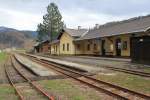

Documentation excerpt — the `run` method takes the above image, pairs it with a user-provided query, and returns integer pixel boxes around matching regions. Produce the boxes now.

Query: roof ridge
[81,30,89,37]
[96,14,150,30]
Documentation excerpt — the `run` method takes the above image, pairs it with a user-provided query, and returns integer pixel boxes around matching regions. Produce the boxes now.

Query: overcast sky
[0,0,150,30]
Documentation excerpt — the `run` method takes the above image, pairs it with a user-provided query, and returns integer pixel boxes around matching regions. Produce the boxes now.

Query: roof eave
[74,30,145,41]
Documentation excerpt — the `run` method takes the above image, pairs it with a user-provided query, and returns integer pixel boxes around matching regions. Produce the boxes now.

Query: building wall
[74,34,130,57]
[34,46,39,53]
[73,34,131,57]
[102,37,114,56]
[49,33,131,57]
[59,32,75,55]
[74,41,85,54]
[41,42,50,53]
[120,34,130,57]
[39,45,42,53]
[103,34,131,57]
[51,43,60,55]
[74,39,101,55]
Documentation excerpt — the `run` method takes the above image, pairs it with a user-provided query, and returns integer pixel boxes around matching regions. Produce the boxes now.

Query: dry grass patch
[0,52,7,62]
[0,84,17,100]
[38,79,102,100]
[95,72,150,95]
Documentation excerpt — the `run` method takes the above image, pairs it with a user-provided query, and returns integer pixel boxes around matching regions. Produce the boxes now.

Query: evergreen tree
[37,2,64,42]
[37,23,44,42]
[43,2,64,41]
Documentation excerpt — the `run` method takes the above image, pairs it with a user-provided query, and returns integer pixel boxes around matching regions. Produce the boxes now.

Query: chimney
[95,24,99,29]
[78,26,81,30]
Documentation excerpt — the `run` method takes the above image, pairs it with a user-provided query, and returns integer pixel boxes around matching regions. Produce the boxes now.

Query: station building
[50,15,150,58]
[34,15,150,64]
[76,17,150,57]
[50,28,88,55]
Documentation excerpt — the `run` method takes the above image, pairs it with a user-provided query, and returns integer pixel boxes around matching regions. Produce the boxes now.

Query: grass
[143,67,150,73]
[0,84,17,100]
[95,72,150,95]
[0,52,7,62]
[38,79,102,100]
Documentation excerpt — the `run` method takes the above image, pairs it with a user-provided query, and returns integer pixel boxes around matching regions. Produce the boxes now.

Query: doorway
[101,40,105,56]
[116,38,121,56]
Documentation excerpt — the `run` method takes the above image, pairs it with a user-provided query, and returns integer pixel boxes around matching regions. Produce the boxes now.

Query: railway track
[23,54,150,100]
[24,53,150,78]
[101,65,150,77]
[5,56,54,100]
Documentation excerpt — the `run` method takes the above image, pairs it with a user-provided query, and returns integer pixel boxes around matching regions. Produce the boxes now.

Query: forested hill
[0,26,37,49]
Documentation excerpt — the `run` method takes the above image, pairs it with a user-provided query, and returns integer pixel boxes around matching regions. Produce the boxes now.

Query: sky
[0,0,150,31]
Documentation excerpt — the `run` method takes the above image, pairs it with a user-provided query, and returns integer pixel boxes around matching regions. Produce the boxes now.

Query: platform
[76,56,131,62]
[15,54,57,76]
[25,54,104,73]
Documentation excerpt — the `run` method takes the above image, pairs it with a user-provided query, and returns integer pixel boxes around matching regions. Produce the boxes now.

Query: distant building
[33,42,40,53]
[33,40,50,53]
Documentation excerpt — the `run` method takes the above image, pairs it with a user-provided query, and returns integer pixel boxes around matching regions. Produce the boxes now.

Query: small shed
[131,35,150,64]
[40,40,50,53]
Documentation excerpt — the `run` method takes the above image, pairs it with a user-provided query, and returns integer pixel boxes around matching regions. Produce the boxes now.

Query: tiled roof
[77,15,150,40]
[33,42,40,47]
[64,28,88,37]
[50,40,60,44]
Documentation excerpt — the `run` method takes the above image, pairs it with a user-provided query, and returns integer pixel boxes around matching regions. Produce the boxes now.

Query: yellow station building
[50,15,150,57]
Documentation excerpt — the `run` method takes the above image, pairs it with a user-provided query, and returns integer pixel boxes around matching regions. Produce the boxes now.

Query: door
[116,38,121,56]
[101,40,105,56]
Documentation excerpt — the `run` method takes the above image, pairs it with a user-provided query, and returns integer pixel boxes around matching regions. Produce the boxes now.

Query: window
[77,44,80,50]
[94,43,97,50]
[87,44,90,51]
[67,43,69,51]
[63,44,65,51]
[118,42,122,49]
[122,41,127,50]
[110,44,114,51]
[56,45,57,52]
[48,47,50,50]
[54,46,55,52]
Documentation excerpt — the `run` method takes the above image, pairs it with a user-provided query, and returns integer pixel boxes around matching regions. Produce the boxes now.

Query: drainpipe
[74,41,76,56]
[59,42,60,56]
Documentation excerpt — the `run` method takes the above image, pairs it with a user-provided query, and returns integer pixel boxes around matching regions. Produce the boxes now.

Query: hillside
[0,26,37,49]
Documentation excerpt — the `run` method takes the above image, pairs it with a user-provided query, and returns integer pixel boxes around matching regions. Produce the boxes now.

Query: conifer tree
[37,2,64,42]
[43,2,64,41]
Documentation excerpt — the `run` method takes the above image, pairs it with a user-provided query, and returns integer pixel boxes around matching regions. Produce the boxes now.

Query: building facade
[50,40,60,55]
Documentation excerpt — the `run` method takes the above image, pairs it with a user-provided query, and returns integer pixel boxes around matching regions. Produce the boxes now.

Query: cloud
[0,0,150,30]
[0,8,42,30]
[62,9,135,29]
